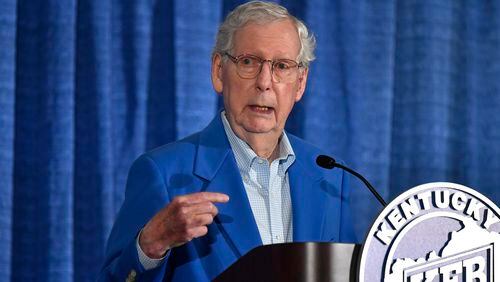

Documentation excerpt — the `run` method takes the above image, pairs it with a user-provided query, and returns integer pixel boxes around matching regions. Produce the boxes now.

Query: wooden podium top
[214,242,361,282]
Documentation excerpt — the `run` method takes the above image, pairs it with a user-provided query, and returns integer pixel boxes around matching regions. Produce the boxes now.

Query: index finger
[181,192,229,204]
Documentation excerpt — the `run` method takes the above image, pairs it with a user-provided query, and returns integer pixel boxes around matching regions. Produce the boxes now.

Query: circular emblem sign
[358,182,500,282]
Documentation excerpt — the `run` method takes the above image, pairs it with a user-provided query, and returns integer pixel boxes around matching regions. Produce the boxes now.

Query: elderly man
[99,1,357,281]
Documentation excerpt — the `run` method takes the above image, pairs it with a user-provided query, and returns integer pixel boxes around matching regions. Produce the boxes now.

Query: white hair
[213,1,316,67]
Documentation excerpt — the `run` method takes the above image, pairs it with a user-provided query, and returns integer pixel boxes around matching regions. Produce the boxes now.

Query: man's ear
[211,53,224,94]
[295,67,309,102]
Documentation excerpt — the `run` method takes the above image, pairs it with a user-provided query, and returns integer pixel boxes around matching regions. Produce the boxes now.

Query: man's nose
[256,61,273,91]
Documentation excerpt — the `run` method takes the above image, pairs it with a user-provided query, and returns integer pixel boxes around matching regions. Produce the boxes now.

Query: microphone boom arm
[316,155,387,207]
[332,162,387,207]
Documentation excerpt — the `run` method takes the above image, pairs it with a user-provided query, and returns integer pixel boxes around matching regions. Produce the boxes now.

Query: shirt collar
[220,111,295,174]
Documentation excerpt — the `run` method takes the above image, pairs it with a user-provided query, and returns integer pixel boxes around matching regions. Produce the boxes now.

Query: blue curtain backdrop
[1,0,499,280]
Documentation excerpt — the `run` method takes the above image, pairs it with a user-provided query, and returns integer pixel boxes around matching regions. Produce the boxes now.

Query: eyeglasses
[224,52,303,83]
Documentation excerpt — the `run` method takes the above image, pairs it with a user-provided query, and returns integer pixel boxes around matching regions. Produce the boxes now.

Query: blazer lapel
[205,157,262,257]
[194,116,261,261]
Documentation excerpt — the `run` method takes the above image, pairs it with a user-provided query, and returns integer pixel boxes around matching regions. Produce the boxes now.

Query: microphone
[316,155,387,207]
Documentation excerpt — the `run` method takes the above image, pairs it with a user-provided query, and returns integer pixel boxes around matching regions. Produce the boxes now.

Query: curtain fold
[0,0,16,280]
[1,0,499,281]
[74,0,114,280]
[12,0,76,280]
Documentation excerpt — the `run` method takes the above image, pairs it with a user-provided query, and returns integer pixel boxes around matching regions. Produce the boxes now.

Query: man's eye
[241,58,253,65]
[276,61,291,70]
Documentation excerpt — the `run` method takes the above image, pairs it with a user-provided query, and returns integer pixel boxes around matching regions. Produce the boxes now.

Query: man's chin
[242,124,277,135]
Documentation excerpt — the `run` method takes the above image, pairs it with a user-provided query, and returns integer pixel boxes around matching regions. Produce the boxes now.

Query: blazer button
[126,269,137,282]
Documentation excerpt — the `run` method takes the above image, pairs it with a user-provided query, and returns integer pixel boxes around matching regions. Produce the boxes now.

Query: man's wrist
[136,229,169,270]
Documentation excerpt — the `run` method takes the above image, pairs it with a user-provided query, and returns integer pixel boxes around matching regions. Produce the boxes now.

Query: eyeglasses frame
[223,52,304,82]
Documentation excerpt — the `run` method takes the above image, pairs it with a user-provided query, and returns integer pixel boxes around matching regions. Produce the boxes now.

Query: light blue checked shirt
[221,111,295,245]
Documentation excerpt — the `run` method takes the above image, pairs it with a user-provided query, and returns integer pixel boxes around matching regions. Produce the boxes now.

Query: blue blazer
[99,115,357,281]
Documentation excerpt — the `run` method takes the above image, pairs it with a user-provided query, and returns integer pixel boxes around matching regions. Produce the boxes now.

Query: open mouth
[249,105,274,113]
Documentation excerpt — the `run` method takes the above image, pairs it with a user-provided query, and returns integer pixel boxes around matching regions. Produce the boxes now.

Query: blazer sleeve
[98,155,172,281]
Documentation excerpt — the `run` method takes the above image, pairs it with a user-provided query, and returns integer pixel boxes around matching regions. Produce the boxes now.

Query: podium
[214,242,361,282]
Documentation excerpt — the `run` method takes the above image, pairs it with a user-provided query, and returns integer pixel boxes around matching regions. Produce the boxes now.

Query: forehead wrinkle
[232,20,300,60]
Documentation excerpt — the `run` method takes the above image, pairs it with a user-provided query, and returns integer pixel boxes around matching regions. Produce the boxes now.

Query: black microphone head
[316,155,336,169]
